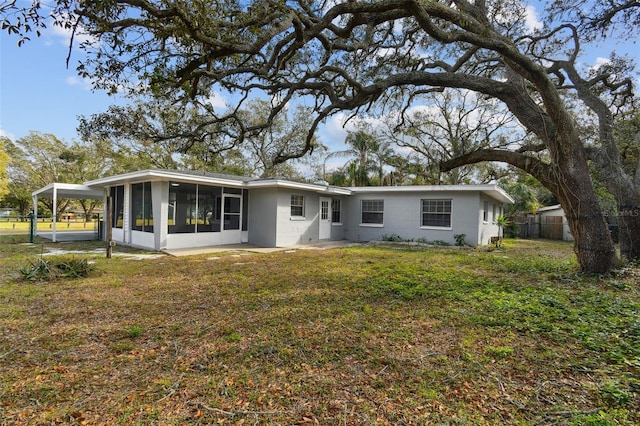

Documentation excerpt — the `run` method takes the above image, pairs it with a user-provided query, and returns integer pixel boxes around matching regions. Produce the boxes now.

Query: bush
[19,257,94,282]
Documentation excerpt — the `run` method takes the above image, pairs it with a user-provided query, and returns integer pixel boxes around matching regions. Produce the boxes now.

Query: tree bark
[440,147,619,273]
[618,204,640,261]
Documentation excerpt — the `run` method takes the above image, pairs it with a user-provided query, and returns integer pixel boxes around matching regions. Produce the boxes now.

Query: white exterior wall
[126,181,167,251]
[165,232,227,249]
[477,194,503,245]
[122,184,131,244]
[330,196,347,241]
[247,188,278,247]
[112,227,125,244]
[96,176,510,250]
[130,230,155,249]
[343,191,500,247]
[274,189,320,246]
[154,181,169,250]
[108,184,127,246]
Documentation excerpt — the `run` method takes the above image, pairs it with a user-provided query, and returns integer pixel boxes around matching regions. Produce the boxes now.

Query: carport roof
[32,183,104,200]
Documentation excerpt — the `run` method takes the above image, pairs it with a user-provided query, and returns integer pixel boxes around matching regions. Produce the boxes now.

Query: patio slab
[162,240,360,257]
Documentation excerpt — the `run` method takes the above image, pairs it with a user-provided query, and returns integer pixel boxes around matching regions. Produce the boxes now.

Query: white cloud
[65,76,92,90]
[46,16,98,47]
[524,5,543,33]
[206,90,228,110]
[592,57,612,70]
[322,113,356,144]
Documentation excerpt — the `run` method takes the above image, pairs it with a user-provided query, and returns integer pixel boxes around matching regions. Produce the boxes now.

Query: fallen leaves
[0,240,638,424]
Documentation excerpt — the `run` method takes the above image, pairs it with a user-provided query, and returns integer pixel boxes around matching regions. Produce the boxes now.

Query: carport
[32,183,104,243]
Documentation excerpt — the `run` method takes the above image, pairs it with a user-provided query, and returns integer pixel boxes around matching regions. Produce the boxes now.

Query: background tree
[58,139,122,221]
[500,169,555,217]
[80,97,325,180]
[238,99,326,179]
[5,132,75,219]
[3,0,635,272]
[383,89,517,184]
[326,130,382,187]
[0,138,9,200]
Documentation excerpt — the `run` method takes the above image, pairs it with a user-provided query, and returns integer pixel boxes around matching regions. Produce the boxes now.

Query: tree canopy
[2,0,638,272]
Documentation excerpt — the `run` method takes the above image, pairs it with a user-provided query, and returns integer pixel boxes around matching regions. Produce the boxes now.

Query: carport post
[52,186,57,243]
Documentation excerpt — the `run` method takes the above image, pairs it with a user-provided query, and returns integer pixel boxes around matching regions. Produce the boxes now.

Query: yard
[1,238,638,425]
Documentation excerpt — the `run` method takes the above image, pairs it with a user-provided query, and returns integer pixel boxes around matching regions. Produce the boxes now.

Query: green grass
[0,238,638,424]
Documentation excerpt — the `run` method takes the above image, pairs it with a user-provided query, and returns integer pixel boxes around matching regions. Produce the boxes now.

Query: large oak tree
[3,0,637,272]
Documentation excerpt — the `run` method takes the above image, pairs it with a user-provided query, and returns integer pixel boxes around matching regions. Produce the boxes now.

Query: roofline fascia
[85,169,248,188]
[32,182,104,198]
[348,184,514,204]
[247,179,352,195]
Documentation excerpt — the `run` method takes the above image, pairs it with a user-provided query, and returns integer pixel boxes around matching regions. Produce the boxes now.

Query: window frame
[360,199,384,227]
[131,182,154,233]
[331,199,342,225]
[483,201,489,223]
[290,194,305,218]
[420,199,452,229]
[110,185,124,229]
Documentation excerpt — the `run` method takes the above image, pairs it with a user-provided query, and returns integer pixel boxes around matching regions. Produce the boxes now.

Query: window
[169,183,226,233]
[168,182,197,233]
[331,199,341,223]
[224,195,241,230]
[421,199,452,228]
[492,204,497,223]
[110,185,124,229]
[483,201,489,222]
[321,200,329,220]
[224,187,242,195]
[131,182,153,232]
[361,200,384,225]
[197,185,222,232]
[291,195,305,217]
[242,189,248,231]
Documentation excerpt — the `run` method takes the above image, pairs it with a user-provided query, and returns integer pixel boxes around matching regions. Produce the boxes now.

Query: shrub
[454,234,467,246]
[19,257,94,282]
[381,234,404,242]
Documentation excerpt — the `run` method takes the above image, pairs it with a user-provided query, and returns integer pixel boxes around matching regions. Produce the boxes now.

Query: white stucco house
[32,169,514,250]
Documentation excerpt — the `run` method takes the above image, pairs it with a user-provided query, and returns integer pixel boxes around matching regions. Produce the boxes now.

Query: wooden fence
[512,215,566,240]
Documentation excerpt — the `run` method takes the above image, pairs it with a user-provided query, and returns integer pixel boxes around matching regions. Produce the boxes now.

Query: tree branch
[439,148,556,191]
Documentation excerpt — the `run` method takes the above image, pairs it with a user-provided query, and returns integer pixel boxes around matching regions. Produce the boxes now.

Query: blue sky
[0,24,350,151]
[0,4,637,155]
[0,25,126,143]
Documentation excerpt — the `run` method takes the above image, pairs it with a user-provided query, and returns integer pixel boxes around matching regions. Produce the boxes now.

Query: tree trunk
[588,150,640,261]
[561,195,618,273]
[618,204,640,261]
[552,160,618,273]
[440,147,619,273]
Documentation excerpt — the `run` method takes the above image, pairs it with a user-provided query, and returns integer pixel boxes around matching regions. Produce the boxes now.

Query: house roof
[37,170,513,202]
[537,204,563,213]
[32,183,104,200]
[247,178,352,195]
[84,169,254,188]
[84,169,352,195]
[348,184,514,204]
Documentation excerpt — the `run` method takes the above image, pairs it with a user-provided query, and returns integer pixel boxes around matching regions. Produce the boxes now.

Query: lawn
[1,238,638,425]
